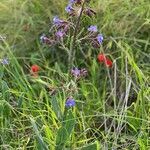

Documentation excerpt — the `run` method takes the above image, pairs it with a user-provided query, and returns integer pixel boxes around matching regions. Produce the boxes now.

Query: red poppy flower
[31,65,40,72]
[31,65,40,77]
[97,53,113,68]
[104,58,113,68]
[97,53,106,62]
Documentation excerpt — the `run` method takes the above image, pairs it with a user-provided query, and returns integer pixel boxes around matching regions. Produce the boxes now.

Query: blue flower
[96,34,103,44]
[65,98,75,108]
[65,4,73,13]
[88,25,98,32]
[53,16,63,26]
[1,58,9,65]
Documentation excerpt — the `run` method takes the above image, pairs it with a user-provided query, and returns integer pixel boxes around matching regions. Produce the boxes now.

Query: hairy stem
[68,1,86,69]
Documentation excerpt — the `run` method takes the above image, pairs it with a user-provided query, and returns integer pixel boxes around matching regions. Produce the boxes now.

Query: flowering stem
[68,0,86,69]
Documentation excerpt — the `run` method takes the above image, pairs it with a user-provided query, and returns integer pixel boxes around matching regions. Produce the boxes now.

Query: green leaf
[30,117,48,150]
[81,141,100,150]
[51,96,63,121]
[55,110,76,150]
[0,67,4,79]
[1,80,10,101]
[63,110,76,134]
[55,127,68,150]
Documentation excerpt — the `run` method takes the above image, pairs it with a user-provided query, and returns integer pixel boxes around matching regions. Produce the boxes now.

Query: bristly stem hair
[68,0,86,70]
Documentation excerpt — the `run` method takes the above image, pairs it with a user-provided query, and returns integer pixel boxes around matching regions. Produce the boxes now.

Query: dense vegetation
[0,0,149,149]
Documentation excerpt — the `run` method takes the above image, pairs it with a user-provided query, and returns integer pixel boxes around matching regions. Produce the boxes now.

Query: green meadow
[0,0,149,149]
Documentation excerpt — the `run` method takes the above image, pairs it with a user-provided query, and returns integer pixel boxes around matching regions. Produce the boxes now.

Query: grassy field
[0,0,150,149]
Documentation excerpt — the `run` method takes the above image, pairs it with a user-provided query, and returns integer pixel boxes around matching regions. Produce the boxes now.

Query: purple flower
[40,34,52,44]
[40,34,46,42]
[1,58,9,65]
[88,25,98,32]
[55,30,65,38]
[65,98,75,108]
[53,16,63,26]
[69,0,82,4]
[96,34,103,44]
[65,4,73,13]
[70,0,76,3]
[71,68,81,77]
[71,67,88,79]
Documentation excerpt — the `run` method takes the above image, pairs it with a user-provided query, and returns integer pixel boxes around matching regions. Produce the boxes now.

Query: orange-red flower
[31,65,40,76]
[97,53,106,62]
[97,53,113,68]
[31,65,40,72]
[105,58,113,68]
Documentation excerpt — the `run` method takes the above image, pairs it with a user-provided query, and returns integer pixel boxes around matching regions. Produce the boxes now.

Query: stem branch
[68,1,86,69]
